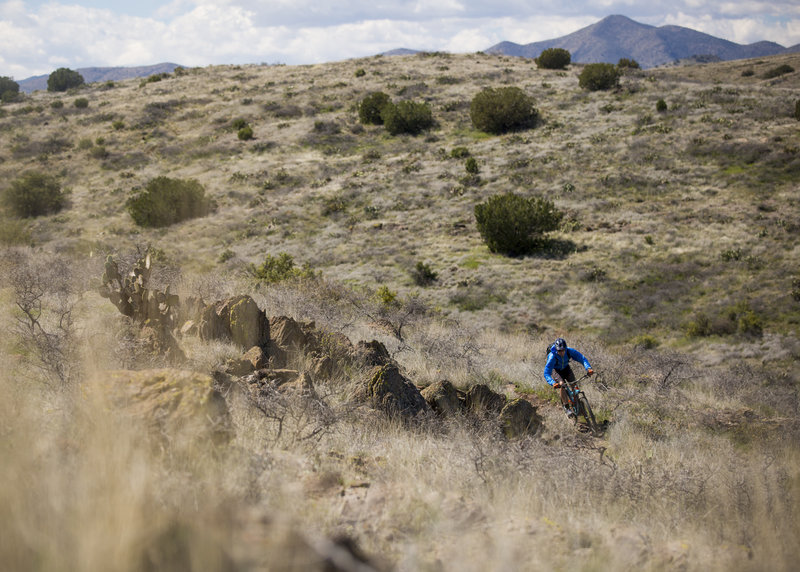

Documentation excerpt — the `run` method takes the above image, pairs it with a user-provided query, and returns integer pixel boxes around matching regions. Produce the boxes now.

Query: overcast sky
[2,0,799,80]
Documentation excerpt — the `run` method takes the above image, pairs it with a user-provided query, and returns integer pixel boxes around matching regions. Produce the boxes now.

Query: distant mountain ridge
[485,15,797,68]
[18,62,182,93]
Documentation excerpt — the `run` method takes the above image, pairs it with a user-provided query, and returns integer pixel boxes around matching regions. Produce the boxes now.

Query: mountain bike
[558,373,602,436]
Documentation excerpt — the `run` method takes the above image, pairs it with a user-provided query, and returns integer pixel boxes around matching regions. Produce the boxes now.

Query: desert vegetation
[1,50,799,571]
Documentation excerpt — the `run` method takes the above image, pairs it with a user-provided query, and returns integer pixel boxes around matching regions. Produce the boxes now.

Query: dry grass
[1,51,800,571]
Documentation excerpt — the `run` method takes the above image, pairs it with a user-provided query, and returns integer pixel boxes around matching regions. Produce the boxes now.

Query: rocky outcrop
[420,380,462,416]
[99,368,233,446]
[499,398,542,438]
[358,364,430,418]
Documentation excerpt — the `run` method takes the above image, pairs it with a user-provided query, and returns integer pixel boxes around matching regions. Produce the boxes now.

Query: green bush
[762,64,794,79]
[358,91,391,125]
[125,176,214,227]
[411,261,438,286]
[73,97,89,109]
[232,118,248,130]
[381,100,434,135]
[251,252,315,283]
[469,87,538,134]
[474,192,563,256]
[535,48,571,70]
[741,69,755,77]
[354,68,366,77]
[465,157,479,174]
[656,99,667,112]
[2,171,65,218]
[238,125,254,140]
[578,63,620,91]
[47,68,84,92]
[0,76,20,103]
[617,58,640,70]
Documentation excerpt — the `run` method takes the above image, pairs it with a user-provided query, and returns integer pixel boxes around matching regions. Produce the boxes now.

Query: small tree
[126,176,214,227]
[469,87,538,134]
[381,100,434,135]
[578,63,621,91]
[2,171,65,218]
[358,91,392,125]
[536,48,571,70]
[0,76,20,103]
[474,192,563,256]
[617,58,640,70]
[47,68,84,92]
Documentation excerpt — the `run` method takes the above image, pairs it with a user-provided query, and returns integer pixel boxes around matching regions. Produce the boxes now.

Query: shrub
[2,171,65,218]
[232,118,248,130]
[741,69,755,77]
[354,68,366,77]
[469,87,538,134]
[112,119,125,130]
[47,68,84,92]
[795,100,800,121]
[465,157,479,174]
[656,99,667,112]
[411,261,438,286]
[0,76,20,102]
[474,192,563,256]
[238,125,254,140]
[762,64,794,79]
[73,97,89,109]
[381,100,434,135]
[50,100,64,109]
[617,58,640,69]
[578,63,620,91]
[535,48,571,70]
[125,176,214,227]
[251,252,315,283]
[450,146,470,158]
[358,91,391,125]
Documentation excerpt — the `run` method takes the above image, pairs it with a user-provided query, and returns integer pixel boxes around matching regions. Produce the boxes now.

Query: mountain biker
[544,338,594,418]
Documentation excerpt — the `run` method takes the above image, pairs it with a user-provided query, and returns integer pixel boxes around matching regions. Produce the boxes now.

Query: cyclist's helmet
[553,338,567,351]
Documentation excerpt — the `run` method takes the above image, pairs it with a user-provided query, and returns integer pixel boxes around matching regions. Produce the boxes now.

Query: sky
[2,1,800,80]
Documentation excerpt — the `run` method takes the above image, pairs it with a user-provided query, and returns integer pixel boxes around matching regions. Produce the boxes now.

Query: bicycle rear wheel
[577,394,601,436]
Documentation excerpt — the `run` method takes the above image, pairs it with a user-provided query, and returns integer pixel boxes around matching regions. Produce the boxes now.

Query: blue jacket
[543,345,592,386]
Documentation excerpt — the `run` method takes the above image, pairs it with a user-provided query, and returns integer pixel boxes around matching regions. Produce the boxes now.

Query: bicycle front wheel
[577,394,601,436]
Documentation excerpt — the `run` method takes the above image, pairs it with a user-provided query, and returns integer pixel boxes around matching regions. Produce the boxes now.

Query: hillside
[488,14,792,68]
[1,51,799,571]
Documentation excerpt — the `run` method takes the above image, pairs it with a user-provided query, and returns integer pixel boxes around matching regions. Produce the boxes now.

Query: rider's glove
[552,382,561,389]
[587,369,594,376]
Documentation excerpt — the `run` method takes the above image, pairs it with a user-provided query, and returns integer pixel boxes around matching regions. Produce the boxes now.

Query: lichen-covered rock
[359,364,429,417]
[353,340,393,367]
[229,296,269,349]
[100,368,233,446]
[499,398,542,438]
[420,380,463,416]
[465,384,506,414]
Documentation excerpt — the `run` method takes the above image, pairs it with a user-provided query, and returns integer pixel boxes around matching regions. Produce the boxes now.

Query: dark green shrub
[125,176,214,227]
[469,87,538,134]
[381,100,434,135]
[741,69,755,77]
[251,252,316,283]
[465,157,479,174]
[411,261,438,286]
[762,64,794,79]
[450,146,470,158]
[238,125,254,140]
[112,119,125,130]
[795,100,800,121]
[2,171,65,218]
[47,68,84,92]
[474,192,563,256]
[354,68,366,77]
[656,99,667,112]
[232,118,248,130]
[0,76,20,103]
[578,63,620,91]
[50,100,64,109]
[358,91,391,125]
[73,97,89,109]
[617,58,640,69]
[535,48,571,70]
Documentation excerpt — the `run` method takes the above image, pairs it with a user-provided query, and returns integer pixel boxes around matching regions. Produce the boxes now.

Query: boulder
[100,368,233,446]
[499,398,542,438]
[465,384,506,414]
[352,340,393,367]
[420,380,463,416]
[229,296,269,349]
[359,364,429,417]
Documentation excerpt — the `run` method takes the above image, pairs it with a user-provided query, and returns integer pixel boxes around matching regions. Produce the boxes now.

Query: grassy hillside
[1,52,799,571]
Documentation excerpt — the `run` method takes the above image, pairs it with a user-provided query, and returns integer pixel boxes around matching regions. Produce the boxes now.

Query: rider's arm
[568,348,592,371]
[543,353,556,386]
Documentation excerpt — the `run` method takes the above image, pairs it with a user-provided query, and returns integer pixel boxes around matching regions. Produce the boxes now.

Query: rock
[229,296,269,349]
[100,368,233,446]
[359,364,429,417]
[465,384,506,414]
[499,398,542,438]
[420,380,463,416]
[243,345,269,370]
[353,340,393,367]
